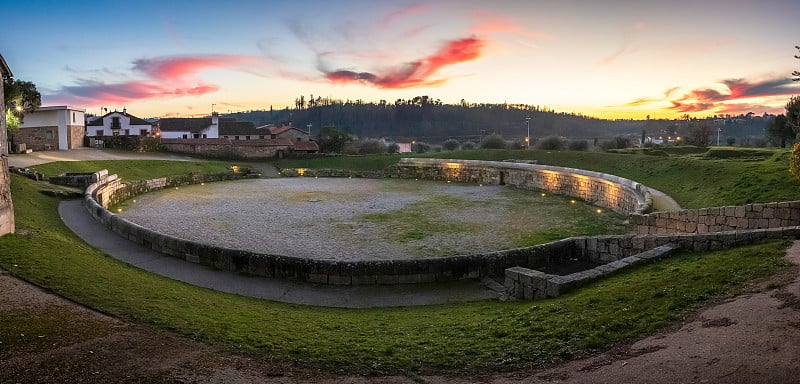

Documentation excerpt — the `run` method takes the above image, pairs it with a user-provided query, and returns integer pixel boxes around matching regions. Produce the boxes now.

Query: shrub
[461,141,476,150]
[480,134,507,149]
[791,142,800,179]
[357,139,387,155]
[600,136,631,151]
[567,139,589,151]
[413,141,431,153]
[387,143,400,154]
[538,136,564,150]
[442,139,460,151]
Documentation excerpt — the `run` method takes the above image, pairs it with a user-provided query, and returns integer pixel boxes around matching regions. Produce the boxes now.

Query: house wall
[17,107,85,150]
[87,114,152,136]
[275,129,308,142]
[14,126,60,151]
[0,74,13,236]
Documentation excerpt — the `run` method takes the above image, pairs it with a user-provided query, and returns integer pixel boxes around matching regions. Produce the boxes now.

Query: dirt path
[2,241,800,383]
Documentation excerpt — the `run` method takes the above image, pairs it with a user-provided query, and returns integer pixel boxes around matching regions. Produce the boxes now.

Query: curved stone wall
[394,159,653,215]
[83,160,800,290]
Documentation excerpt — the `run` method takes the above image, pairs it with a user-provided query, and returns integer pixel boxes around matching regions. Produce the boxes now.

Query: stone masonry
[631,201,800,235]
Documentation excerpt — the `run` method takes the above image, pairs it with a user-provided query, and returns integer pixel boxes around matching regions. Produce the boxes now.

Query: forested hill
[227,97,643,143]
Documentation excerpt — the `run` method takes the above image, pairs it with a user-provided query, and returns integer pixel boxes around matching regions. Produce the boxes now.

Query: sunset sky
[3,0,800,119]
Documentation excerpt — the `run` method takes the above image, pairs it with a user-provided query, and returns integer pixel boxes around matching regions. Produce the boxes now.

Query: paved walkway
[58,199,499,308]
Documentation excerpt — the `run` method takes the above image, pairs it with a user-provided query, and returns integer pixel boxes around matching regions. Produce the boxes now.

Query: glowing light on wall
[297,168,306,176]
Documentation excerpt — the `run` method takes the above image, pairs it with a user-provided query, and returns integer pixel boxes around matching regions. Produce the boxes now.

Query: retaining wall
[631,201,800,235]
[83,159,800,288]
[284,158,654,215]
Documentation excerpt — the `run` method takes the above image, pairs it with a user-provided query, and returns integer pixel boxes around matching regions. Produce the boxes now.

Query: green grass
[274,148,800,209]
[0,173,791,373]
[30,160,233,181]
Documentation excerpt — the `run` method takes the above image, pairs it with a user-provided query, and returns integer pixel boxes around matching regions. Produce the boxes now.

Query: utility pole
[525,116,531,149]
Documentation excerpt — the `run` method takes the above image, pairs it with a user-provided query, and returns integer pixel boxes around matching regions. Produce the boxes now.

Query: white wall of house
[87,112,152,137]
[20,106,85,150]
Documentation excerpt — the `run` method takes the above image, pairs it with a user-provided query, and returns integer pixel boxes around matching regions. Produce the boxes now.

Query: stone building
[15,105,86,151]
[0,53,14,236]
[85,109,153,141]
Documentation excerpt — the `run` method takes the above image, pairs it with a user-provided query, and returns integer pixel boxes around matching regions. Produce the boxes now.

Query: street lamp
[717,127,722,146]
[525,117,531,149]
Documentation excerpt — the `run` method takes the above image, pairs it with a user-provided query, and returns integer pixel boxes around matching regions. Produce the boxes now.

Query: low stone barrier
[82,161,800,291]
[50,170,108,188]
[505,226,800,299]
[283,158,655,215]
[631,202,800,235]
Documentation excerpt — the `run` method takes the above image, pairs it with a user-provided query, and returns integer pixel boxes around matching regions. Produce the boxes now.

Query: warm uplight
[676,136,681,141]
[200,183,205,186]
[596,208,603,214]
[231,165,241,173]
[116,208,122,212]
[541,193,546,197]
[297,168,306,176]
[570,200,576,204]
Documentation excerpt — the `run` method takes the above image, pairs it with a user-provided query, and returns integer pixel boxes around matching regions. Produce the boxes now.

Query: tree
[316,125,351,153]
[786,96,800,140]
[726,137,736,146]
[689,125,712,146]
[768,114,792,147]
[480,134,507,149]
[793,45,800,82]
[3,78,41,137]
[442,139,460,151]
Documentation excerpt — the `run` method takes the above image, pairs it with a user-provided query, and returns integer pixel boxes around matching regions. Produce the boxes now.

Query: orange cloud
[321,37,485,88]
[45,54,269,108]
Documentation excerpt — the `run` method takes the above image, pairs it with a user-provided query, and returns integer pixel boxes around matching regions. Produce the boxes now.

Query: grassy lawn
[0,169,792,374]
[29,159,233,181]
[274,147,800,209]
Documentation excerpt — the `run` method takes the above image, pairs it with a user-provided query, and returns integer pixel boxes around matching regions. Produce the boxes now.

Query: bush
[357,139,387,154]
[791,143,800,179]
[480,134,507,149]
[600,136,631,151]
[442,139,460,151]
[567,139,589,151]
[537,136,564,150]
[461,141,476,150]
[413,141,431,153]
[387,143,400,154]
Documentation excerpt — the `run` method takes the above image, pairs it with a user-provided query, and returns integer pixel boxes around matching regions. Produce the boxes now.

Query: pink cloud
[44,54,268,108]
[381,4,432,27]
[321,37,484,89]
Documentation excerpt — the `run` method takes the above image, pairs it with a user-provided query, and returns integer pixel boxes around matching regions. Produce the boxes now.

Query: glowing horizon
[4,0,799,121]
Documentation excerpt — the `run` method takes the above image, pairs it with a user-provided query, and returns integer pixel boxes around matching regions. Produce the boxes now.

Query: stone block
[734,206,746,218]
[378,275,400,285]
[329,274,352,285]
[307,273,328,284]
[352,275,378,285]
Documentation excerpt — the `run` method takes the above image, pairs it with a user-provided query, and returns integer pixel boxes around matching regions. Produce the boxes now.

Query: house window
[96,130,103,137]
[140,129,148,136]
[259,135,265,139]
[123,129,130,135]
[202,134,207,138]
[46,130,54,140]
[111,117,121,129]
[182,134,188,139]
[245,136,250,140]
[72,112,76,123]
[234,136,240,140]
[193,133,200,139]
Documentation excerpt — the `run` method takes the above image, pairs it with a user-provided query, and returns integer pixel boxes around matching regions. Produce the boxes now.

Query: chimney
[211,111,219,126]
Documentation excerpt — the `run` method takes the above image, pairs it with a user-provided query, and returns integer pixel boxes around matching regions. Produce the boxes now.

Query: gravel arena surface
[118,178,627,260]
[2,244,800,383]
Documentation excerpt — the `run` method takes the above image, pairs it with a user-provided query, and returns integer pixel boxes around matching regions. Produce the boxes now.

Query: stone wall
[14,125,59,151]
[0,71,12,236]
[631,201,800,235]
[160,138,292,159]
[67,124,84,149]
[506,227,800,299]
[286,158,654,215]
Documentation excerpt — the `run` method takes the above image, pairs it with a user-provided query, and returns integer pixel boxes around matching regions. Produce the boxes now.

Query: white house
[85,109,153,138]
[16,106,85,151]
[155,112,220,139]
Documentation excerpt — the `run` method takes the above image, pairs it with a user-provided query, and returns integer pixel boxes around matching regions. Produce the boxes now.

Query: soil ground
[2,243,799,383]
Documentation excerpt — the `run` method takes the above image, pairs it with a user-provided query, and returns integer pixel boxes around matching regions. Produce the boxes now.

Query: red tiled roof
[293,140,319,152]
[157,117,212,133]
[269,126,292,135]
